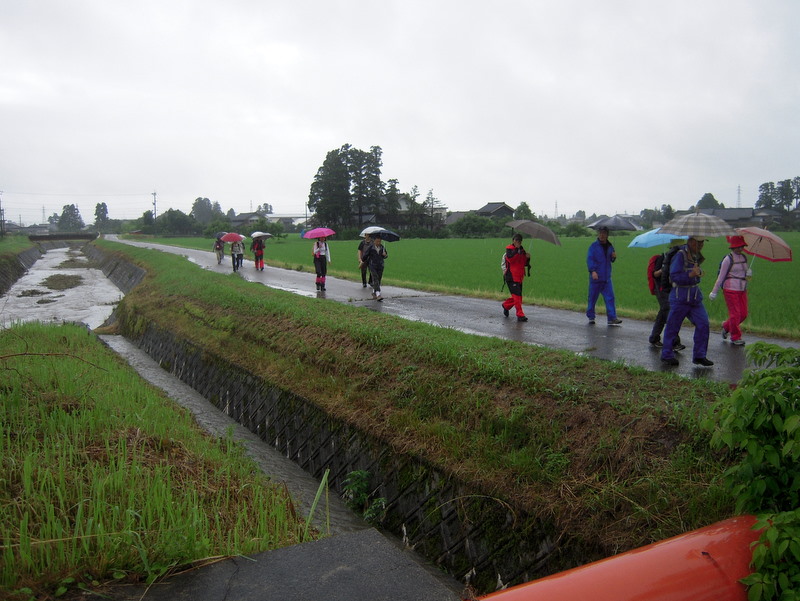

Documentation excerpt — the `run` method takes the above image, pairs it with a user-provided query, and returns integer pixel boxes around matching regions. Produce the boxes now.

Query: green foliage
[742,510,800,601]
[57,204,85,232]
[342,471,386,525]
[705,343,800,601]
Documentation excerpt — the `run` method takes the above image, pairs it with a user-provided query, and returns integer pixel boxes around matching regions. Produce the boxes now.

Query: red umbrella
[303,227,336,239]
[220,232,244,242]
[735,227,792,262]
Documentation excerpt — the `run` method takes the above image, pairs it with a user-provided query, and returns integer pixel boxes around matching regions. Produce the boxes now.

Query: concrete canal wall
[3,242,559,592]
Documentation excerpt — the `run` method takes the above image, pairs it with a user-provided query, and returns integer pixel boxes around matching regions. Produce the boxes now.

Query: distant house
[476,202,515,220]
[444,211,470,226]
[229,212,263,230]
[689,208,775,228]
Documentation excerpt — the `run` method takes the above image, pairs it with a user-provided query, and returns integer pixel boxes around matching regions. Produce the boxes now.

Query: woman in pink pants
[709,235,750,346]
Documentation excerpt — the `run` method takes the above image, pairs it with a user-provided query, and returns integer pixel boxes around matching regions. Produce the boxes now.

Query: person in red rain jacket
[501,233,531,322]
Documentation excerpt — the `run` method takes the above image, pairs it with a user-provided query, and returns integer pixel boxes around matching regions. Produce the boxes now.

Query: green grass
[0,235,37,255]
[0,323,321,599]
[137,233,800,339]
[97,238,736,561]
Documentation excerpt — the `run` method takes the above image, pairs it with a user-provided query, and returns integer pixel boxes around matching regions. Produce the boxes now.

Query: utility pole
[0,191,5,237]
[152,191,157,234]
[737,185,741,208]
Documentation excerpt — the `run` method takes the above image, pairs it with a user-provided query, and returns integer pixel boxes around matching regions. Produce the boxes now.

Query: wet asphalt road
[107,236,798,385]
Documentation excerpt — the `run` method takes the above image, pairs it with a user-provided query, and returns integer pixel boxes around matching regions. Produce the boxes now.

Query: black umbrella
[506,220,561,246]
[370,229,401,242]
[214,231,228,239]
[587,216,639,231]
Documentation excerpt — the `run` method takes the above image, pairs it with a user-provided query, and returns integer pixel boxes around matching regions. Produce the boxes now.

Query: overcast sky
[2,1,798,227]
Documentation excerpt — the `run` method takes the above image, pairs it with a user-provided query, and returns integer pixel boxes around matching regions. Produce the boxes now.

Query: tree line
[756,177,800,213]
[46,198,285,239]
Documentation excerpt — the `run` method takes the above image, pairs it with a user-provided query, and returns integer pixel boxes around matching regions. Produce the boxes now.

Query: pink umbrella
[303,227,336,239]
[220,232,244,242]
[735,227,792,262]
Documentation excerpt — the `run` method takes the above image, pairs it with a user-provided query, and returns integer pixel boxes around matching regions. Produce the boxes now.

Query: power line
[2,190,150,197]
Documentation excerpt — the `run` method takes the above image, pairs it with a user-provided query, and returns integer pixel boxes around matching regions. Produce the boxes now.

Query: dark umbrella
[369,228,401,242]
[587,215,640,231]
[506,220,561,246]
[214,231,228,240]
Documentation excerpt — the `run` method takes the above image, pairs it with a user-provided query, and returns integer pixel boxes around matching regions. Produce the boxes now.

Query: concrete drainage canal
[2,242,558,593]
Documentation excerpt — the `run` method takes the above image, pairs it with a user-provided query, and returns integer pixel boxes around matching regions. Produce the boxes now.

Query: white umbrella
[359,226,385,237]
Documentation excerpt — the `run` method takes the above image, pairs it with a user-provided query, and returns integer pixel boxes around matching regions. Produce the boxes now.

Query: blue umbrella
[627,228,687,249]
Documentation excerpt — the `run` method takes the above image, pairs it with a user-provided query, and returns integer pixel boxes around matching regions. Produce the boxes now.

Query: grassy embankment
[152,233,800,339]
[0,322,324,600]
[97,239,736,559]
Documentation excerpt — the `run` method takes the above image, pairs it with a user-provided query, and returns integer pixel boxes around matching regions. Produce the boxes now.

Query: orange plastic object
[479,516,758,601]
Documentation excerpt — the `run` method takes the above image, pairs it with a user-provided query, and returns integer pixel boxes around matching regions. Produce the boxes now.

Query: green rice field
[149,232,800,339]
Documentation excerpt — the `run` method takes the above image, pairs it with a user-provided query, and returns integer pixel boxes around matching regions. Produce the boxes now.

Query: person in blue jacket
[661,236,713,367]
[586,226,622,326]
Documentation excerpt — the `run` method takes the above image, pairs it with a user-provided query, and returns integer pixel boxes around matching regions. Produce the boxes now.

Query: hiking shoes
[608,319,622,326]
[732,339,745,346]
[661,357,679,366]
[693,357,714,367]
[517,316,528,322]
[672,343,686,351]
[650,340,663,347]
[722,327,729,340]
[502,305,510,317]
[587,319,595,325]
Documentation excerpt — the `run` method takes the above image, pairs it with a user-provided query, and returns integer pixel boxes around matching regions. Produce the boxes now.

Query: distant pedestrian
[357,234,373,288]
[647,240,685,351]
[313,236,331,291]
[213,238,224,264]
[501,233,531,322]
[361,233,388,301]
[250,236,265,271]
[661,237,713,367]
[709,235,750,346]
[230,239,244,272]
[586,226,622,326]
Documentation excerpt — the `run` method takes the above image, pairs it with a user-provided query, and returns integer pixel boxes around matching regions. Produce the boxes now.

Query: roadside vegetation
[143,233,800,339]
[98,239,736,558]
[0,322,322,600]
[704,344,800,601]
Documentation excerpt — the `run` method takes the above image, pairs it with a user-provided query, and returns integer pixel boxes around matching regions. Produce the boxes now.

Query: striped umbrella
[659,211,735,238]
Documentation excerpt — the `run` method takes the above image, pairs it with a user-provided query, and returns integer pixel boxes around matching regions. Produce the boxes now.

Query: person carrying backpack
[661,236,713,367]
[647,241,685,351]
[708,235,750,346]
[501,233,531,322]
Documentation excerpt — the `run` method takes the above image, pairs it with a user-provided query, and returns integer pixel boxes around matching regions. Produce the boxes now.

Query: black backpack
[659,246,683,290]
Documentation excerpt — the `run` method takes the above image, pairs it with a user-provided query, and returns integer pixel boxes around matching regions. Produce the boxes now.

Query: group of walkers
[501,225,753,369]
[214,227,754,369]
[212,235,264,273]
[307,231,387,299]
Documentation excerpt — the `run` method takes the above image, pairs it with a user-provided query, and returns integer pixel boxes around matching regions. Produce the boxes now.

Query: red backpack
[647,254,659,295]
